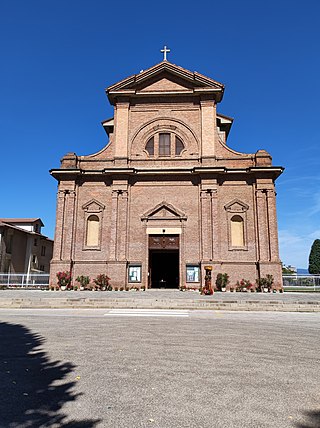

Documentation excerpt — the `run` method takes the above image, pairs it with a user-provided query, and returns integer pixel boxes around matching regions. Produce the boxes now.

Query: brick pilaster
[256,189,270,261]
[266,189,280,262]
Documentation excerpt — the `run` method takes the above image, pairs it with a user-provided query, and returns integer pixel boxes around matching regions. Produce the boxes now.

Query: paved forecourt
[0,309,320,428]
[0,289,320,311]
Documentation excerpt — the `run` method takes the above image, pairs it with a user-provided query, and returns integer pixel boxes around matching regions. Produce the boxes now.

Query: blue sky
[1,0,319,268]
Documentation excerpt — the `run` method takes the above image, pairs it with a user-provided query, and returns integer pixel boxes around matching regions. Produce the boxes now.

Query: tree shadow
[295,410,320,428]
[0,321,101,427]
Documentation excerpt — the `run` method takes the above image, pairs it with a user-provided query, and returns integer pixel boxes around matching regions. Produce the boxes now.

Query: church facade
[50,59,283,289]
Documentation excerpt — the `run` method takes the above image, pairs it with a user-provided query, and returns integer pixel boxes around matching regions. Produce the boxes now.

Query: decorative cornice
[50,165,284,180]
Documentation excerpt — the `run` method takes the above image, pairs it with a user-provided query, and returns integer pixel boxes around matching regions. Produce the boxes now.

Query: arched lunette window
[230,215,244,247]
[145,137,154,156]
[145,133,185,157]
[175,136,184,155]
[86,215,100,247]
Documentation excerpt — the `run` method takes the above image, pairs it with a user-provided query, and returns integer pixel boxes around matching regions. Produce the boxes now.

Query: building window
[32,255,37,264]
[41,246,46,256]
[6,234,13,254]
[128,265,142,283]
[40,265,45,272]
[230,215,245,247]
[145,137,154,156]
[186,265,200,282]
[159,133,171,156]
[86,215,100,247]
[34,224,39,233]
[145,133,185,158]
[175,136,184,155]
[34,238,38,246]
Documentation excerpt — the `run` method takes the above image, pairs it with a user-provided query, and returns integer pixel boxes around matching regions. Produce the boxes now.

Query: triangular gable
[82,199,105,212]
[224,199,249,213]
[141,201,187,221]
[107,61,224,104]
[139,77,192,92]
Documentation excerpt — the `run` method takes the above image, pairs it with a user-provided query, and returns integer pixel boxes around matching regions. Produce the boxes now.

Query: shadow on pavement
[0,321,100,427]
[296,410,320,428]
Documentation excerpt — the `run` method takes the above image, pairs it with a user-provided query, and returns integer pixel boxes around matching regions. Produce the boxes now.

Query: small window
[175,136,184,155]
[41,246,46,256]
[6,234,13,254]
[32,255,37,263]
[231,215,244,247]
[159,133,171,156]
[86,215,100,247]
[40,265,45,272]
[34,238,38,246]
[146,137,154,156]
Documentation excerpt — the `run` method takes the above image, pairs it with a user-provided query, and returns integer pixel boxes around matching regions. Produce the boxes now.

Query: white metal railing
[0,273,50,289]
[283,275,320,291]
[0,273,319,291]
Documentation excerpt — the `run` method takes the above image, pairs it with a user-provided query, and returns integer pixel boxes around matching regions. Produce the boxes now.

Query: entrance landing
[0,290,320,312]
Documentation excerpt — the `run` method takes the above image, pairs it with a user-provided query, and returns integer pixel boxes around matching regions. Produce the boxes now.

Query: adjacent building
[0,218,53,274]
[50,59,283,289]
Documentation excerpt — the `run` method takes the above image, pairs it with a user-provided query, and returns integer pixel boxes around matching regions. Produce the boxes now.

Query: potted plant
[256,274,274,292]
[93,274,110,291]
[216,273,230,291]
[237,279,254,292]
[56,271,71,291]
[265,274,274,292]
[76,275,90,291]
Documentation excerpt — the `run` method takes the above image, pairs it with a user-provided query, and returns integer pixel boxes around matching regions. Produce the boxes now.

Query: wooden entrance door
[148,235,179,288]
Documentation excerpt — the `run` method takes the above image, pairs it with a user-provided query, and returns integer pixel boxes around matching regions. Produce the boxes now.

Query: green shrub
[309,239,320,274]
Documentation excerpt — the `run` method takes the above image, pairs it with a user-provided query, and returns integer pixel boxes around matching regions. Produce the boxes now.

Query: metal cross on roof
[161,45,171,61]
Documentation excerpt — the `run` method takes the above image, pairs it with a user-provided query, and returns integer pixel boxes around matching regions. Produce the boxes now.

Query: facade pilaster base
[49,259,72,286]
[258,261,283,286]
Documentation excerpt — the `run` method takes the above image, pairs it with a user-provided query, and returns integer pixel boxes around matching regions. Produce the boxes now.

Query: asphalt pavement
[0,309,319,428]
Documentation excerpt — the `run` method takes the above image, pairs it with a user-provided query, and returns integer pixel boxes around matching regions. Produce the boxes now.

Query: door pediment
[141,201,187,221]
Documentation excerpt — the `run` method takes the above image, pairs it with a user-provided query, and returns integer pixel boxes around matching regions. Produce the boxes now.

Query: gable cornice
[224,199,249,212]
[141,200,187,221]
[106,61,224,104]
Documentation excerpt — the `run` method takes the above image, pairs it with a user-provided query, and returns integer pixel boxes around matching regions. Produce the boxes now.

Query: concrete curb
[0,297,320,312]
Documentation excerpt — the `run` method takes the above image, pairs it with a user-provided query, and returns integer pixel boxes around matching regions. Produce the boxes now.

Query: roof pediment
[107,61,224,104]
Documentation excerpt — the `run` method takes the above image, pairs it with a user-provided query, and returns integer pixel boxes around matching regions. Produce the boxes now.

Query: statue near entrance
[201,266,214,295]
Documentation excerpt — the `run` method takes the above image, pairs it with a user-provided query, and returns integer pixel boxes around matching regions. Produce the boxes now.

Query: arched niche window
[82,199,105,250]
[145,133,185,158]
[86,215,100,247]
[230,215,244,247]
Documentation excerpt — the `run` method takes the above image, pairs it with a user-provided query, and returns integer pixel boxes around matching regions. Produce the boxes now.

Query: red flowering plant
[202,286,213,295]
[236,279,254,291]
[93,274,111,290]
[56,271,72,289]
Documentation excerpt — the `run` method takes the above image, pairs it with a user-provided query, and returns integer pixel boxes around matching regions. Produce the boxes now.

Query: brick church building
[50,55,283,289]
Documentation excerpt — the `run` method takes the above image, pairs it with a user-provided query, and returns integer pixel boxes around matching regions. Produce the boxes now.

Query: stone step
[0,297,320,312]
